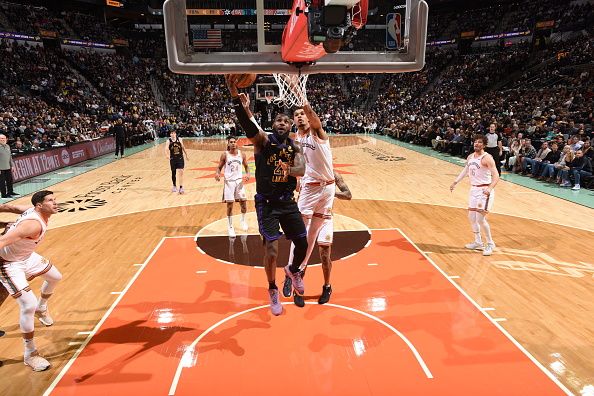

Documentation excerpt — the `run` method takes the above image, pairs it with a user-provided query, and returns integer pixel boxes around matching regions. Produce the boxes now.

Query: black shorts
[170,157,185,170]
[255,198,306,242]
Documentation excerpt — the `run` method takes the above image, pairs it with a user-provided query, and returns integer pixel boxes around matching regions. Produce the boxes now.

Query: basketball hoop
[272,73,309,108]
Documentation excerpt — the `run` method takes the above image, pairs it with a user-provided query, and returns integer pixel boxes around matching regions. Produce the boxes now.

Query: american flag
[192,29,222,48]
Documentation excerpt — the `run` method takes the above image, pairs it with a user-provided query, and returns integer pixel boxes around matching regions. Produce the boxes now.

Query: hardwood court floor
[0,136,592,396]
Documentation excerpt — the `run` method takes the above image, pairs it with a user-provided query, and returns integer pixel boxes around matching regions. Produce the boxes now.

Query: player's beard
[273,128,289,143]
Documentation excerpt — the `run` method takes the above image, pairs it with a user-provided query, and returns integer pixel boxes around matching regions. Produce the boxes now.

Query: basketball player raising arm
[225,74,308,316]
[450,135,500,256]
[299,103,328,141]
[283,98,342,306]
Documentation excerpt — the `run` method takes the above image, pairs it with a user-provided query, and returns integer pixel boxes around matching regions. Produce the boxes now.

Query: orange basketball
[235,73,257,89]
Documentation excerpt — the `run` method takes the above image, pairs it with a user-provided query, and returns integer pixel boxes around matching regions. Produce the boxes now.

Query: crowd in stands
[0,0,592,192]
[0,2,67,36]
[62,12,124,43]
[375,35,593,189]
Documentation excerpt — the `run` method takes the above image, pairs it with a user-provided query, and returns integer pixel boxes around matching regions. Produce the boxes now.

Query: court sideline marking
[396,228,573,395]
[42,237,185,396]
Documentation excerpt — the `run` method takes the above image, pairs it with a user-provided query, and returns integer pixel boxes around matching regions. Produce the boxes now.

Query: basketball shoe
[35,309,53,326]
[318,285,332,304]
[293,292,305,308]
[483,242,496,256]
[268,289,282,316]
[24,351,50,372]
[282,276,292,298]
[465,242,484,250]
[284,265,304,295]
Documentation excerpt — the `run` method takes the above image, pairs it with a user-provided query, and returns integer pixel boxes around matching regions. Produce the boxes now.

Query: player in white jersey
[283,103,346,306]
[0,191,61,371]
[216,136,250,237]
[450,135,500,256]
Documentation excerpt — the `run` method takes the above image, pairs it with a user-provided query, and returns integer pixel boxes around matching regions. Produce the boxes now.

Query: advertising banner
[12,137,115,182]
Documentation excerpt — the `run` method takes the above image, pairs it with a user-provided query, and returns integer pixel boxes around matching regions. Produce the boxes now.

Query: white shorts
[223,179,247,202]
[468,186,495,212]
[0,253,52,298]
[315,216,334,246]
[298,182,335,217]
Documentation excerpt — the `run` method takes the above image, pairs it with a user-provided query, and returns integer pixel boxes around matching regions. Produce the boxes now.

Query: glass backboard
[164,0,428,75]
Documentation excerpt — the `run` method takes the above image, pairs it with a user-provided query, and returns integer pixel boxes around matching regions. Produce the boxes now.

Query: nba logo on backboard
[386,13,402,49]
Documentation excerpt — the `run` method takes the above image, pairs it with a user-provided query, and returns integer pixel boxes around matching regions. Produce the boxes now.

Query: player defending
[165,130,189,194]
[284,172,353,305]
[450,135,500,256]
[282,104,350,306]
[215,137,250,237]
[226,75,308,316]
[0,191,62,371]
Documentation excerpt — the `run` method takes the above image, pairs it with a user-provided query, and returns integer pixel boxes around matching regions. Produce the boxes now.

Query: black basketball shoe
[282,276,292,298]
[318,285,332,304]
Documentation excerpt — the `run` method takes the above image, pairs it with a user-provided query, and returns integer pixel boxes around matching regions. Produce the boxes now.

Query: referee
[485,123,503,175]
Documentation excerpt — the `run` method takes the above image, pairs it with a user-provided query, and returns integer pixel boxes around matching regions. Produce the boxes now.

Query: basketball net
[272,73,309,108]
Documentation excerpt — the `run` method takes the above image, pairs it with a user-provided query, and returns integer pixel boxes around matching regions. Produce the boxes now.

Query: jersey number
[272,163,288,183]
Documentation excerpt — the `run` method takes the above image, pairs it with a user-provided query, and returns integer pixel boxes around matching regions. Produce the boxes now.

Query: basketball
[235,73,257,89]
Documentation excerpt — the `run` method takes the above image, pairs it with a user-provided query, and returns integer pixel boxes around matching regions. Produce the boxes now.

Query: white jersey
[468,153,492,186]
[296,131,334,184]
[0,208,47,262]
[224,150,243,181]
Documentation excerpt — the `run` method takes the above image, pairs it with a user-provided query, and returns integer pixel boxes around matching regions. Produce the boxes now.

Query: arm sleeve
[233,98,260,138]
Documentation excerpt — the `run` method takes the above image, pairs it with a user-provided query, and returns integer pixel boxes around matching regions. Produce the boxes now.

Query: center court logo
[58,198,107,213]
[362,147,406,162]
[61,150,71,165]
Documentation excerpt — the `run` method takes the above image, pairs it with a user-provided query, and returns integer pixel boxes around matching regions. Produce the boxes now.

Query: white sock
[477,212,494,244]
[227,216,233,228]
[468,211,482,243]
[24,338,36,357]
[241,213,246,223]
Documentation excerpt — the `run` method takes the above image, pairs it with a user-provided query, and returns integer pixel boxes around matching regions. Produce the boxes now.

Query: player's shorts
[255,196,306,242]
[468,186,495,212]
[298,181,335,217]
[314,215,334,246]
[223,179,247,202]
[170,157,185,170]
[0,253,52,298]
